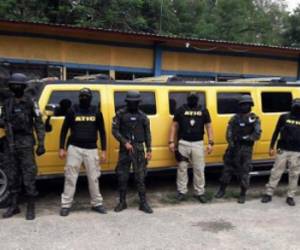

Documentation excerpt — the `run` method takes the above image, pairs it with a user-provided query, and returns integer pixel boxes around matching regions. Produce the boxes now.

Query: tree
[0,0,297,47]
[283,4,300,47]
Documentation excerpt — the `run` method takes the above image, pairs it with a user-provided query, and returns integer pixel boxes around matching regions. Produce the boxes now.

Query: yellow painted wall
[0,35,298,77]
[162,51,298,77]
[0,35,153,68]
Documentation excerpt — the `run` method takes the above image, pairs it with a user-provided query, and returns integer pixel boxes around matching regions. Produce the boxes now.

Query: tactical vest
[119,110,146,143]
[179,105,205,141]
[278,113,300,150]
[234,113,256,137]
[8,98,33,134]
[70,104,98,144]
[231,113,256,146]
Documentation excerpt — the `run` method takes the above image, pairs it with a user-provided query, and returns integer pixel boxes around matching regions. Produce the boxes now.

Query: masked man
[169,92,214,203]
[215,95,261,203]
[261,99,300,206]
[59,88,107,216]
[2,73,45,220]
[112,90,153,213]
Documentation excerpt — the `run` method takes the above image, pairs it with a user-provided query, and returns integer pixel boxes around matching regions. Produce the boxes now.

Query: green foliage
[0,0,299,47]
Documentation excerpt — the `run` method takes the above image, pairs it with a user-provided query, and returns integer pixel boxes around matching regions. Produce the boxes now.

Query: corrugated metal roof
[0,19,300,53]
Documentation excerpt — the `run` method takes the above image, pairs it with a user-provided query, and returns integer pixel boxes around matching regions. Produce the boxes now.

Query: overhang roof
[0,19,299,59]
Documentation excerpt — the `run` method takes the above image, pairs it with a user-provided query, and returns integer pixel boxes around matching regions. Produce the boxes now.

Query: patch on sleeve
[33,101,42,117]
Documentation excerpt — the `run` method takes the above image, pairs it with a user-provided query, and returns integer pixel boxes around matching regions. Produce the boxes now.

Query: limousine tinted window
[217,92,250,114]
[169,92,206,115]
[48,90,100,116]
[114,91,156,114]
[261,92,292,113]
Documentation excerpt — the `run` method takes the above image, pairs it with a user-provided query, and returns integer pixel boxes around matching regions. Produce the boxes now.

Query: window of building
[169,92,206,115]
[177,75,215,81]
[261,92,292,113]
[114,91,156,114]
[66,68,109,80]
[115,71,153,80]
[47,90,100,116]
[217,92,251,114]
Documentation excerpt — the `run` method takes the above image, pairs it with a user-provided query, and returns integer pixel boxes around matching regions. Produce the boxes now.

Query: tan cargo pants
[265,150,300,198]
[61,145,103,208]
[177,140,205,195]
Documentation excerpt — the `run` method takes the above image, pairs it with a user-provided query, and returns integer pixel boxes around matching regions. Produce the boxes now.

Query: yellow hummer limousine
[0,76,299,204]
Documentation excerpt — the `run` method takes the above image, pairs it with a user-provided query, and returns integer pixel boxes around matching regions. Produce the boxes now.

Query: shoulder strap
[6,98,14,121]
[89,105,97,113]
[71,104,79,113]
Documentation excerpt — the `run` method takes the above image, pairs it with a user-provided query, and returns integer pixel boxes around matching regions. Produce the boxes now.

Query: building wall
[162,51,298,78]
[0,34,298,80]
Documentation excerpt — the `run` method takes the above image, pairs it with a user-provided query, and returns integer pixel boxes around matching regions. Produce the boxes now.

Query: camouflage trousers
[220,145,253,189]
[0,137,10,172]
[9,147,38,197]
[116,143,147,193]
[265,150,300,198]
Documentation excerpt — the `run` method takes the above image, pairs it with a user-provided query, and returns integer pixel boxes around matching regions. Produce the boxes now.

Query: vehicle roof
[45,79,300,88]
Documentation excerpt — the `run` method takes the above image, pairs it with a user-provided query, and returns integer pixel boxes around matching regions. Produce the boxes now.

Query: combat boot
[261,194,272,203]
[139,192,153,214]
[26,197,35,220]
[286,197,296,206]
[237,187,247,204]
[2,194,21,218]
[215,184,227,199]
[114,191,127,212]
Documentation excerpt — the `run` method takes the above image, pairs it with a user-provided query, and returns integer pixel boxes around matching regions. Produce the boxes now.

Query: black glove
[36,145,46,156]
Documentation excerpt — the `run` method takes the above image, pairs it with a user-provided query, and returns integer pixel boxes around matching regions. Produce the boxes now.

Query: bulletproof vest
[180,105,204,137]
[70,104,98,143]
[233,113,256,138]
[8,98,33,134]
[279,113,300,148]
[119,110,146,143]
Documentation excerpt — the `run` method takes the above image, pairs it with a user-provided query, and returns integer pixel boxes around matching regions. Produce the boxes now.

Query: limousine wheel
[0,168,10,208]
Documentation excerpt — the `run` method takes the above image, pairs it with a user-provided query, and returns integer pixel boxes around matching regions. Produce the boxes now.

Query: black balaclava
[127,101,139,113]
[9,84,26,98]
[239,103,252,114]
[79,94,92,109]
[291,101,300,118]
[187,94,199,109]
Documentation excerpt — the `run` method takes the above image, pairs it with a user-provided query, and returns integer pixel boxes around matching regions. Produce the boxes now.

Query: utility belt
[234,140,254,147]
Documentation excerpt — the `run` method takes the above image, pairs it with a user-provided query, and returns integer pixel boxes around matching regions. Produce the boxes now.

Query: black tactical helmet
[9,73,28,86]
[79,88,92,98]
[125,90,141,102]
[239,94,254,106]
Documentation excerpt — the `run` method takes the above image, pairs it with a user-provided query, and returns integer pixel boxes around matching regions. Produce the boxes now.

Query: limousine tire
[0,168,10,208]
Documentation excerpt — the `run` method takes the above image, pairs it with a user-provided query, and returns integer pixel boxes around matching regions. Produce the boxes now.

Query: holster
[174,150,189,162]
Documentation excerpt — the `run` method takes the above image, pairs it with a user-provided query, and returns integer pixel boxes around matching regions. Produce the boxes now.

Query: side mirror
[44,104,58,117]
[44,104,59,132]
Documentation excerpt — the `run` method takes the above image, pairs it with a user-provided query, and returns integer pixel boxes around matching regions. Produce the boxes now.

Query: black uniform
[60,104,106,151]
[112,107,151,193]
[4,95,45,197]
[220,113,261,190]
[270,113,300,152]
[173,104,211,142]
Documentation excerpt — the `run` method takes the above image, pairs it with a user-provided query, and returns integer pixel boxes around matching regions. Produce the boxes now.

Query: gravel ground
[0,172,299,250]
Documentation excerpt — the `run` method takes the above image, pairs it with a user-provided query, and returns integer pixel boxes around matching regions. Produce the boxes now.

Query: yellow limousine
[0,76,299,205]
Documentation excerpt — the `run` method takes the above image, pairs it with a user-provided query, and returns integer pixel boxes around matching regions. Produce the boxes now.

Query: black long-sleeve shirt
[270,113,300,152]
[270,114,287,149]
[60,105,106,150]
